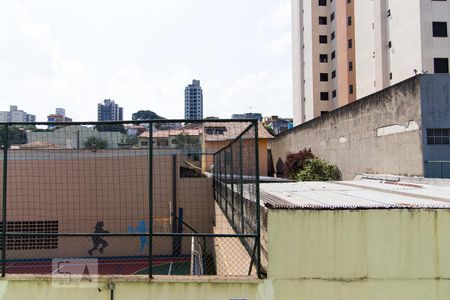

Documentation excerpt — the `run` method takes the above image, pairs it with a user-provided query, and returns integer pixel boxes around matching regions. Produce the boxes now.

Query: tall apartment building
[0,105,36,122]
[292,0,450,126]
[97,99,123,121]
[184,80,203,120]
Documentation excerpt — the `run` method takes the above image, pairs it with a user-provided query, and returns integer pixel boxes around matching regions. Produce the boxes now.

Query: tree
[172,133,198,149]
[132,110,164,121]
[264,124,275,137]
[84,136,107,151]
[0,126,27,147]
[284,148,315,178]
[295,158,341,182]
[95,124,126,134]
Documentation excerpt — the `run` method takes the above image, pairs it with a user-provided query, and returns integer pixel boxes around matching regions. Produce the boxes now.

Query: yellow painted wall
[3,208,450,299]
[0,278,260,300]
[266,209,450,300]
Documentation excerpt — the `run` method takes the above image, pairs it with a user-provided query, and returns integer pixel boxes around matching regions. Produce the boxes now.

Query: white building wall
[355,0,450,99]
[292,0,303,125]
[421,0,450,74]
[11,111,26,122]
[354,0,376,99]
[387,0,423,86]
[303,0,315,123]
[297,0,450,123]
[0,111,9,122]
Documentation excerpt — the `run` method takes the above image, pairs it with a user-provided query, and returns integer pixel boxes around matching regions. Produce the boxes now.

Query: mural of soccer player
[88,221,109,256]
[127,220,148,252]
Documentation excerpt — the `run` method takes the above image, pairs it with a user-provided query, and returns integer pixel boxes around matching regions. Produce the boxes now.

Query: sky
[0,0,292,121]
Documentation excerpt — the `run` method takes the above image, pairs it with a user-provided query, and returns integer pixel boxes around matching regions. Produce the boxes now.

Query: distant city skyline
[0,0,291,121]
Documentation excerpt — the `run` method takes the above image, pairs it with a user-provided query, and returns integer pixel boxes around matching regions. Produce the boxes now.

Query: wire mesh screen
[212,123,260,277]
[0,120,261,278]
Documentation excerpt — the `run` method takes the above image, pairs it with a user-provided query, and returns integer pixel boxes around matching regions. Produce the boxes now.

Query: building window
[433,22,448,37]
[320,73,329,81]
[331,31,335,40]
[320,92,329,101]
[331,51,336,59]
[389,72,393,80]
[332,90,337,98]
[331,70,336,78]
[205,127,227,135]
[348,39,353,48]
[330,12,335,21]
[348,16,352,26]
[319,0,326,6]
[319,16,327,25]
[319,35,328,43]
[349,61,353,71]
[349,84,354,94]
[434,58,449,73]
[427,128,450,144]
[320,54,328,62]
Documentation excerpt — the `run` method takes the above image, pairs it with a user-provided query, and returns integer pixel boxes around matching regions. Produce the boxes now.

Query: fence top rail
[0,119,258,126]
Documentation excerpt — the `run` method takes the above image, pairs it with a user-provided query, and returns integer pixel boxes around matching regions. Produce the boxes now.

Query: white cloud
[106,65,193,119]
[0,0,293,121]
[209,69,292,118]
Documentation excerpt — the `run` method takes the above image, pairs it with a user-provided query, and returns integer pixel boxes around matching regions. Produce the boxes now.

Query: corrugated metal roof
[260,181,450,209]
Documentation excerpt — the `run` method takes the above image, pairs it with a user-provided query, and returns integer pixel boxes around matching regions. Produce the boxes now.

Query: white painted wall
[355,0,450,99]
[292,0,303,125]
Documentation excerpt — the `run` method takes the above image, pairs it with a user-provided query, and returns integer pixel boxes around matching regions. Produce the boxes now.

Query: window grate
[0,221,59,250]
[427,128,450,145]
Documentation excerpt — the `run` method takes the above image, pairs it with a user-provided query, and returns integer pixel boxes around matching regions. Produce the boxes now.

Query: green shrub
[284,148,315,178]
[295,158,341,181]
[84,136,107,151]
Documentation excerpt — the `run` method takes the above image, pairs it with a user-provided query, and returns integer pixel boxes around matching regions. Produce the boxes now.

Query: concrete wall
[0,278,261,300]
[26,125,125,149]
[3,206,450,299]
[270,76,424,179]
[420,75,450,162]
[266,208,450,300]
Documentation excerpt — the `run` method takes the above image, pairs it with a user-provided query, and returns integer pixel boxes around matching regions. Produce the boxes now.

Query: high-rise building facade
[184,80,203,120]
[292,0,450,126]
[0,105,36,122]
[97,99,123,121]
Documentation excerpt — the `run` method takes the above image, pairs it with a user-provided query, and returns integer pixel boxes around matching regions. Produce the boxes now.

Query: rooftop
[260,179,450,209]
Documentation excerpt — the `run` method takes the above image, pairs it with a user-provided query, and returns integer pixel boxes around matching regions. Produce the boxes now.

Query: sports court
[5,256,192,275]
[0,120,262,278]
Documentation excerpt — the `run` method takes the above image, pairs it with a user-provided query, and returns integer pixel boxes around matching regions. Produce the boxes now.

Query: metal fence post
[148,122,153,278]
[253,120,262,278]
[230,146,234,226]
[2,124,8,277]
[239,137,244,234]
[224,149,228,216]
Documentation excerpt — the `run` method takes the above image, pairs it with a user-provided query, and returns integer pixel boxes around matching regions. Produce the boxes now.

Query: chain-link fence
[213,123,261,276]
[0,120,261,278]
